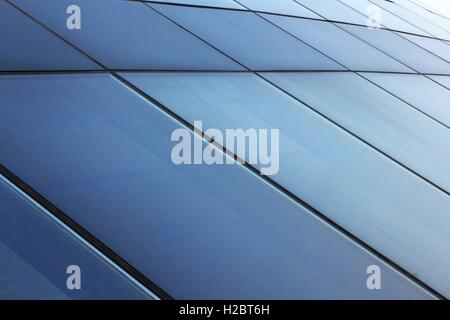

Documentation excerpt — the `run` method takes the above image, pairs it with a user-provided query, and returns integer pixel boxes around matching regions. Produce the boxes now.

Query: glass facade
[2,0,450,300]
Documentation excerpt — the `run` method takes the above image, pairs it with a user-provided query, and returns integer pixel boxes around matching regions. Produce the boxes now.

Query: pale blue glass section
[265,72,450,194]
[123,71,450,298]
[430,75,450,90]
[11,0,241,70]
[237,0,321,18]
[262,14,411,71]
[150,4,344,70]
[400,33,450,63]
[393,0,450,32]
[150,0,245,9]
[295,0,368,24]
[0,73,431,299]
[0,176,151,300]
[341,24,450,74]
[362,73,450,128]
[0,1,99,71]
[370,0,450,40]
[339,0,426,35]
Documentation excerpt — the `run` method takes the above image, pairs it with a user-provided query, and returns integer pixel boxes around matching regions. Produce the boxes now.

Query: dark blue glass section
[0,1,99,71]
[0,73,431,299]
[150,4,345,70]
[0,176,152,299]
[11,0,241,70]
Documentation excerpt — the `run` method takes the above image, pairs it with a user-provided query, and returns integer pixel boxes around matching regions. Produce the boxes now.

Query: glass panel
[0,176,152,300]
[0,1,99,71]
[361,73,450,128]
[11,0,241,70]
[339,0,426,35]
[124,71,450,298]
[294,0,369,25]
[393,0,450,31]
[262,14,411,72]
[150,4,344,70]
[370,0,450,40]
[400,33,450,63]
[237,0,320,18]
[341,24,450,74]
[265,71,450,193]
[430,75,450,90]
[147,0,245,9]
[0,73,430,299]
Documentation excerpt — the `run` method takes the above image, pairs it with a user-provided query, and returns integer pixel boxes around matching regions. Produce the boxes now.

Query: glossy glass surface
[124,71,450,297]
[262,14,411,71]
[0,176,152,300]
[361,73,450,128]
[341,23,450,74]
[0,73,431,299]
[147,0,245,9]
[150,4,344,70]
[370,0,450,40]
[430,75,450,90]
[0,1,99,71]
[295,0,369,24]
[237,0,320,18]
[12,0,241,70]
[400,33,450,63]
[339,0,426,35]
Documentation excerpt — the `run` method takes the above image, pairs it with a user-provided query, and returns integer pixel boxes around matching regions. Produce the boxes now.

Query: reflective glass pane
[370,0,450,40]
[0,176,151,300]
[295,0,369,24]
[0,73,430,299]
[0,1,99,71]
[237,0,320,18]
[400,33,450,63]
[430,75,450,90]
[150,4,344,70]
[361,73,450,128]
[123,71,450,297]
[393,0,450,31]
[265,71,450,193]
[147,0,244,9]
[11,0,241,70]
[339,0,426,35]
[341,24,450,74]
[262,14,411,71]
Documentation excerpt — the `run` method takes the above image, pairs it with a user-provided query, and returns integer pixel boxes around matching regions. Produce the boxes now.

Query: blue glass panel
[295,0,368,25]
[341,24,450,74]
[362,73,450,128]
[395,0,450,32]
[0,176,152,300]
[150,4,344,70]
[0,73,430,299]
[261,15,411,71]
[149,0,245,9]
[339,0,426,35]
[0,1,99,71]
[370,0,450,40]
[400,33,450,63]
[430,75,450,90]
[237,0,320,18]
[265,71,450,194]
[11,0,241,70]
[123,71,450,298]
